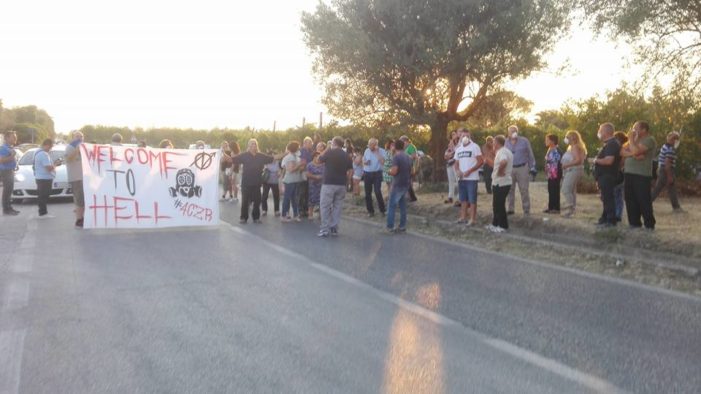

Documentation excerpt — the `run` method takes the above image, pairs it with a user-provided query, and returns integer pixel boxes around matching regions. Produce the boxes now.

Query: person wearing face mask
[589,123,621,227]
[444,131,460,204]
[560,130,587,218]
[504,125,536,215]
[651,131,682,211]
[453,133,484,225]
[620,121,657,230]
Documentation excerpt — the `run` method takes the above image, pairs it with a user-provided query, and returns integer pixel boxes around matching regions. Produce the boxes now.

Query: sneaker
[330,228,338,236]
[396,227,406,234]
[262,211,268,216]
[294,217,301,222]
[317,230,329,238]
[253,219,262,224]
[384,228,396,234]
[485,224,496,231]
[220,196,227,202]
[75,219,84,228]
[465,220,474,227]
[3,210,19,216]
[239,219,247,224]
[232,198,239,203]
[281,217,292,223]
[494,226,506,233]
[37,214,55,219]
[455,219,467,224]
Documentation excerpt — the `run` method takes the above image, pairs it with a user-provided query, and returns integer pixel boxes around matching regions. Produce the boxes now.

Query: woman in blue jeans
[281,141,304,222]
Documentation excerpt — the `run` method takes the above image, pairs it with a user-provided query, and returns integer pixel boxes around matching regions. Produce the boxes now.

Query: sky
[0,1,642,132]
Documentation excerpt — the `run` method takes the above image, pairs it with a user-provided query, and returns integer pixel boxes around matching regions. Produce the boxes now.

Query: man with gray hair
[362,137,386,217]
[504,125,536,215]
[111,133,123,146]
[318,137,353,237]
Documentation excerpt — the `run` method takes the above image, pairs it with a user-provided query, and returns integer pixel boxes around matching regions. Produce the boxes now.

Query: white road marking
[0,329,26,394]
[11,220,37,274]
[224,222,627,393]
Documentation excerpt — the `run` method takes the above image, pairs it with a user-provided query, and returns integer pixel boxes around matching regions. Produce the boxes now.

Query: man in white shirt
[453,133,484,225]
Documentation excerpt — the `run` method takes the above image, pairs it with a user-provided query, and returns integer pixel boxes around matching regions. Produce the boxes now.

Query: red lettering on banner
[137,148,149,165]
[176,200,213,222]
[88,194,172,227]
[113,196,134,225]
[109,147,121,166]
[89,194,114,227]
[124,148,135,164]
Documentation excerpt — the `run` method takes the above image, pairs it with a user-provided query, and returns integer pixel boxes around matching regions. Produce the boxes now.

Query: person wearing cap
[1,130,20,215]
[651,131,682,211]
[504,125,536,215]
[65,131,85,227]
[34,139,60,219]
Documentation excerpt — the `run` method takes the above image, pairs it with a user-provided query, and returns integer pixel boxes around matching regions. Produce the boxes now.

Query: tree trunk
[429,116,449,182]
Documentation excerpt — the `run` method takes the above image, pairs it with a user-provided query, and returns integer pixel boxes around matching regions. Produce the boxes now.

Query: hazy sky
[0,1,641,132]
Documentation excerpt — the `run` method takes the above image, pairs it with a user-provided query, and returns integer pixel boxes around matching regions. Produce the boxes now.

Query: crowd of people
[440,122,683,233]
[0,123,685,235]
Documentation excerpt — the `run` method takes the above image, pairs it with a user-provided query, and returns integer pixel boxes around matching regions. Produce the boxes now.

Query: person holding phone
[34,139,60,219]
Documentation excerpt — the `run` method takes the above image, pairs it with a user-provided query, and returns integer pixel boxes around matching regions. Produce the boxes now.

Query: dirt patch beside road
[343,182,701,297]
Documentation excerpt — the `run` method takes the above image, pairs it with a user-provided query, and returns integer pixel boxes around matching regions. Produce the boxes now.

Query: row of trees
[0,100,55,144]
[300,0,701,180]
[67,82,699,179]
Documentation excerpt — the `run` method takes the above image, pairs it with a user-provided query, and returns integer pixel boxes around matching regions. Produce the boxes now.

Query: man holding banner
[65,131,85,228]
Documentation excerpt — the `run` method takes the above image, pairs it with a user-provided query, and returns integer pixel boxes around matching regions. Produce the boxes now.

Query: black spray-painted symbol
[190,152,216,170]
[169,168,202,198]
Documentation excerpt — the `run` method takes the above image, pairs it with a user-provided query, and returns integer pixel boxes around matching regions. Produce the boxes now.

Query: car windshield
[18,150,65,166]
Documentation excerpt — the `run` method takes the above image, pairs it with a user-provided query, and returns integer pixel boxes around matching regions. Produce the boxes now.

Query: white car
[12,145,73,202]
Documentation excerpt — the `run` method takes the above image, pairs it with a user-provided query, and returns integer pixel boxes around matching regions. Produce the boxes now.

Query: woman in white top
[281,141,304,222]
[560,130,587,218]
[489,135,513,232]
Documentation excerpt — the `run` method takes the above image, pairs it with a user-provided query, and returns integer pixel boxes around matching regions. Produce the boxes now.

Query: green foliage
[302,0,575,176]
[0,103,55,143]
[582,0,701,92]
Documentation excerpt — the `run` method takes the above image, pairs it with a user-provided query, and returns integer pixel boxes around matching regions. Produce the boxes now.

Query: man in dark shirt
[386,139,412,233]
[317,137,353,237]
[589,123,621,227]
[231,139,274,224]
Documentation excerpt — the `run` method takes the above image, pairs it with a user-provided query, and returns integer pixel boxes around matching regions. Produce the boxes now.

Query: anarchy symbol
[190,152,216,170]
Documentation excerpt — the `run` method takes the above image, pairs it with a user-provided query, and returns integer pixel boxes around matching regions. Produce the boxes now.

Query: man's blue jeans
[386,187,408,230]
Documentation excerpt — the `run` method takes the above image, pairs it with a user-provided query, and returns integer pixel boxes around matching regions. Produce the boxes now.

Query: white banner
[80,144,221,229]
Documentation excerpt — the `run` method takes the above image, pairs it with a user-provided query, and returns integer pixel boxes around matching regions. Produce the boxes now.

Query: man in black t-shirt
[231,139,274,224]
[317,137,353,237]
[589,123,621,227]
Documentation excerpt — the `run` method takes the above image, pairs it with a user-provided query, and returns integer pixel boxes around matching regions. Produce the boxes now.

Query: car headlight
[14,173,25,182]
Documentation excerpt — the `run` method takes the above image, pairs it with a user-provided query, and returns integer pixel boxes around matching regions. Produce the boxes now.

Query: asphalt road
[1,199,700,393]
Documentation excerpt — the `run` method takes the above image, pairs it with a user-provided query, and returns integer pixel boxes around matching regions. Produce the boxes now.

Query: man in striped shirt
[651,131,682,211]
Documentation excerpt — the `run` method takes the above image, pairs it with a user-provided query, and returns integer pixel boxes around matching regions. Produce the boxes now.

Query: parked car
[12,145,72,202]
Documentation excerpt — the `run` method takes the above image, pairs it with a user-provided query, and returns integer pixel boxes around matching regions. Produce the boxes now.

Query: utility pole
[319,112,323,130]
[302,117,306,128]
[273,121,276,132]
